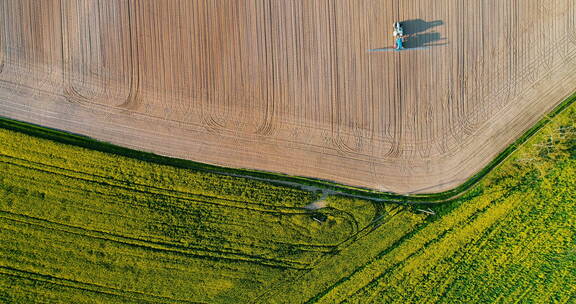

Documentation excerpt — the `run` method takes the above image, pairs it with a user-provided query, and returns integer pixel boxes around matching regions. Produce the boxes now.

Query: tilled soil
[1,0,575,193]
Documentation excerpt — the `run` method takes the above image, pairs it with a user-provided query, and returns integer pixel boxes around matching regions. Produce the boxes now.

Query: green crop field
[1,100,575,303]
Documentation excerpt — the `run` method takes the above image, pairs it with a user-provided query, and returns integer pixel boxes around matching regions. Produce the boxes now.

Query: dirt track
[1,0,575,194]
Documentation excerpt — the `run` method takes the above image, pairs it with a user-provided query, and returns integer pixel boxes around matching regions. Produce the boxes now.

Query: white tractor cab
[393,22,404,37]
[393,22,405,50]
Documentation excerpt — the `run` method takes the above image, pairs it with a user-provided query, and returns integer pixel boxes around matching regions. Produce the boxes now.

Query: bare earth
[1,0,575,194]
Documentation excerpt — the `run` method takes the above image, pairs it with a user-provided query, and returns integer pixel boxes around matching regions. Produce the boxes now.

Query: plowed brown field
[1,0,575,193]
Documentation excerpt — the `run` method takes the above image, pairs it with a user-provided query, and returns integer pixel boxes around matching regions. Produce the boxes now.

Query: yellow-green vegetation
[293,104,576,304]
[0,127,385,303]
[0,101,575,303]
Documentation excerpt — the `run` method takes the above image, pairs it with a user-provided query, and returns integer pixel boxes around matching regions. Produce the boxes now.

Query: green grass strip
[1,90,574,202]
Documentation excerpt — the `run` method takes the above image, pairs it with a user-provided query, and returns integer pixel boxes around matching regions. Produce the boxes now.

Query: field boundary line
[0,90,574,204]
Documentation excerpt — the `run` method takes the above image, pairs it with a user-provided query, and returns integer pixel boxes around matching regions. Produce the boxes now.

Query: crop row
[0,125,385,302]
[298,105,576,303]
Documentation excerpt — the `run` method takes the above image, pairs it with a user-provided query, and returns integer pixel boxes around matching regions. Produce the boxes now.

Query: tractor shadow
[401,19,447,48]
[401,19,443,35]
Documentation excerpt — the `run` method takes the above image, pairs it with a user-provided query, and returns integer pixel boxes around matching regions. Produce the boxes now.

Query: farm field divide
[0,92,575,303]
